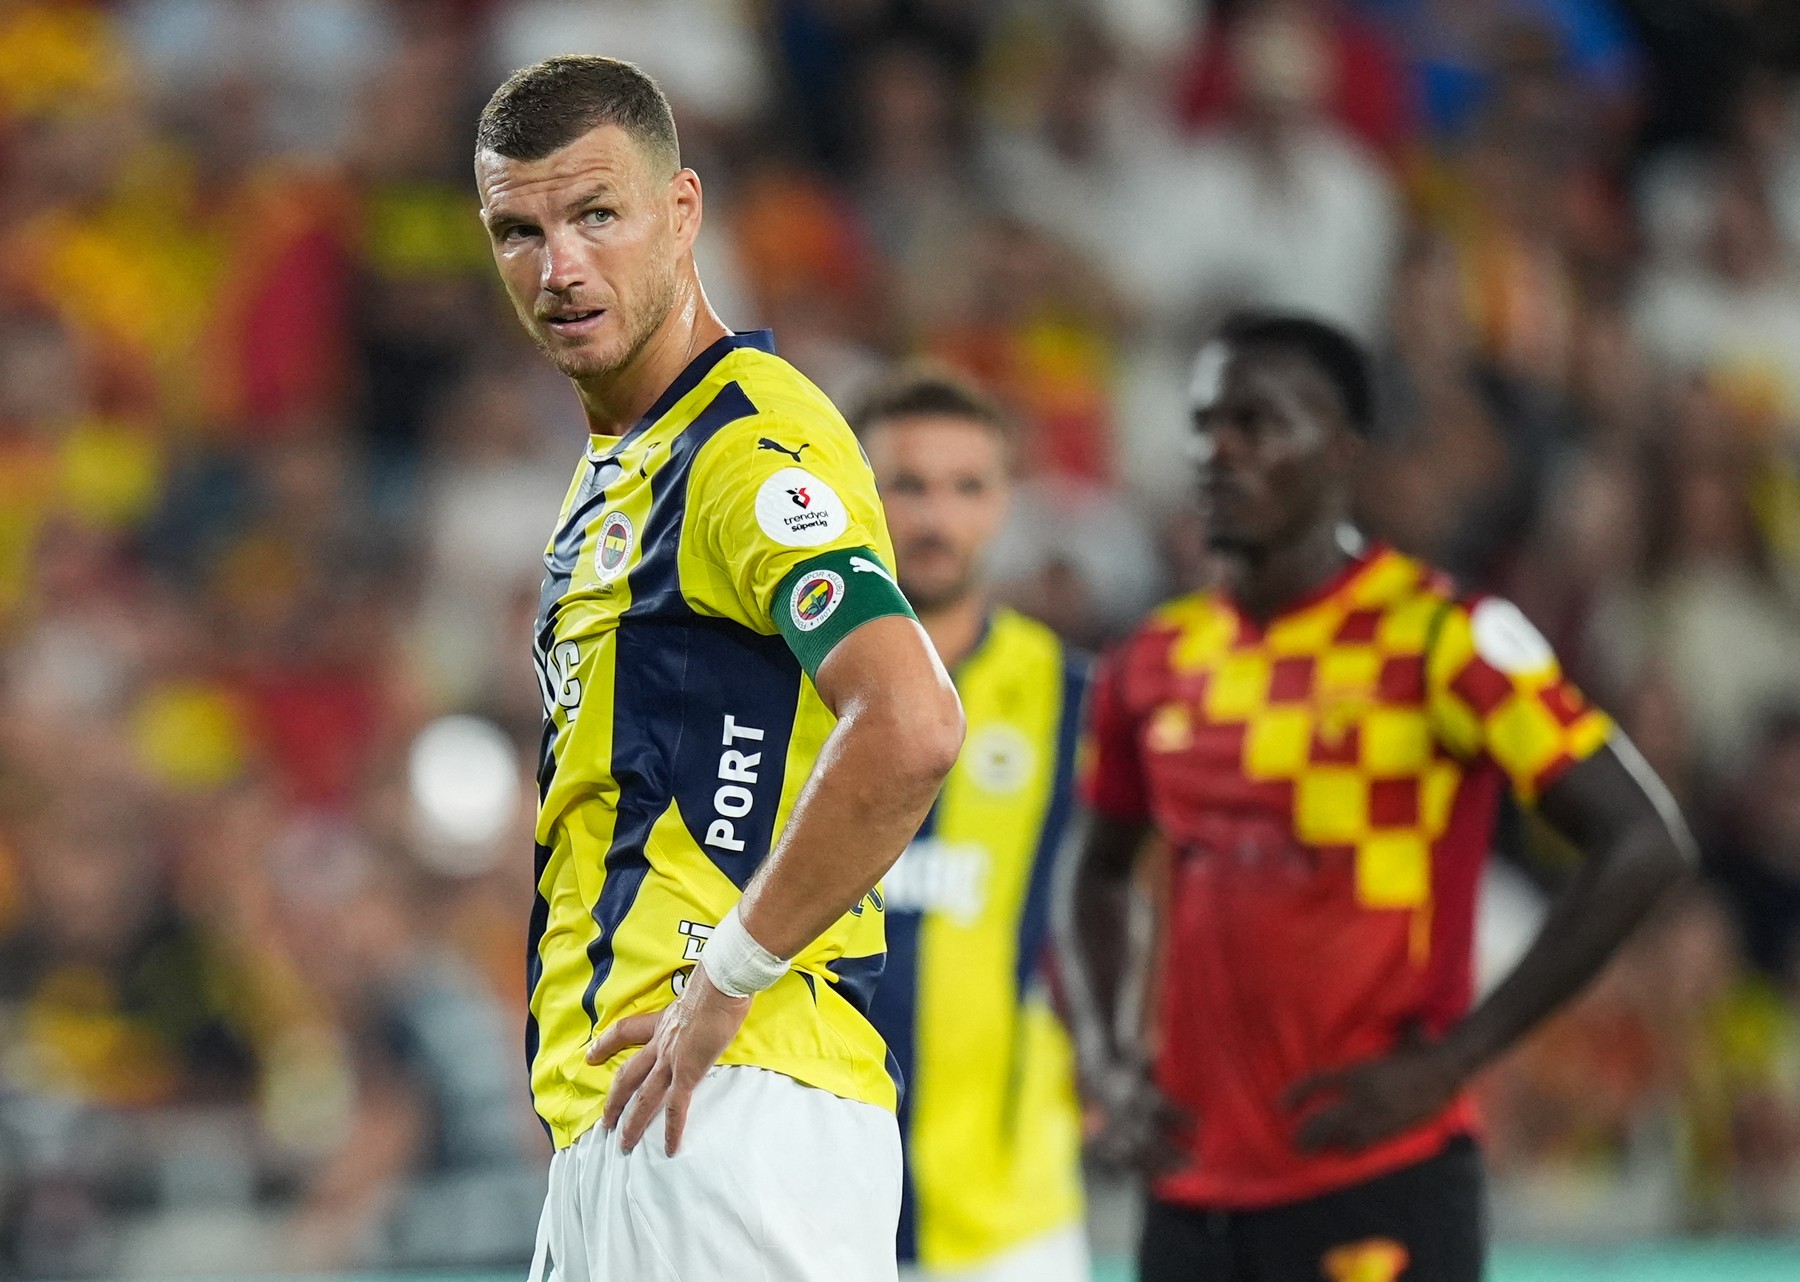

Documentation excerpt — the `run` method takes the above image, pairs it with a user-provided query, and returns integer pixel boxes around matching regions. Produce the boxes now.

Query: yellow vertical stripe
[908,612,1085,1269]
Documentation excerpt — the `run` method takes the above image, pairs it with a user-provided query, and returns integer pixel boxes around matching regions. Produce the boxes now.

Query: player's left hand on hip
[1281,1030,1462,1155]
[587,964,751,1157]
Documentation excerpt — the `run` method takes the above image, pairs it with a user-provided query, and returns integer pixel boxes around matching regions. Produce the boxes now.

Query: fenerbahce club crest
[595,511,635,583]
[790,569,845,632]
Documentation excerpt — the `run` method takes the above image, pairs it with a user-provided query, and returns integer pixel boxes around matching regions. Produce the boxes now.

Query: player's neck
[919,589,990,671]
[574,278,730,438]
[1224,519,1354,627]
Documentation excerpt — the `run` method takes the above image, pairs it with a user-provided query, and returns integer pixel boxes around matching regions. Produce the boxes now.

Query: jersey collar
[1219,542,1392,636]
[587,329,778,461]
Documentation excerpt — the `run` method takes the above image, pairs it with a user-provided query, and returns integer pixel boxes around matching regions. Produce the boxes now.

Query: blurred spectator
[1154,0,1403,339]
[348,20,493,504]
[726,160,888,403]
[119,0,397,155]
[281,862,536,1270]
[767,0,989,173]
[497,0,771,141]
[1179,0,1415,155]
[1635,157,1800,443]
[1587,384,1800,778]
[854,40,986,336]
[1360,0,1640,144]
[1708,708,1800,981]
[927,216,1125,485]
[408,368,576,713]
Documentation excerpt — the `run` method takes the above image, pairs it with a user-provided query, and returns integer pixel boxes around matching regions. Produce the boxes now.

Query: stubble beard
[900,560,980,616]
[537,262,679,385]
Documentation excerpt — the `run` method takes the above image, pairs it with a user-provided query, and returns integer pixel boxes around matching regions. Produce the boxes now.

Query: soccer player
[475,58,964,1281]
[1060,313,1692,1281]
[854,370,1088,1282]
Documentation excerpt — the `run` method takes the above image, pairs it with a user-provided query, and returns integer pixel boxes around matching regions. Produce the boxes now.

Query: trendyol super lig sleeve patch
[773,547,916,678]
[755,466,850,547]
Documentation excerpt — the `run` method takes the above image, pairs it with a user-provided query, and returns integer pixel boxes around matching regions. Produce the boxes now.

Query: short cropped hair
[476,55,679,168]
[1215,312,1375,437]
[850,363,1012,443]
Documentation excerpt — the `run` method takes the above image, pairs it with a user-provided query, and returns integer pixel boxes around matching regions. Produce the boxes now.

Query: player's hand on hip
[587,964,751,1157]
[1085,1056,1193,1176]
[1282,1030,1463,1155]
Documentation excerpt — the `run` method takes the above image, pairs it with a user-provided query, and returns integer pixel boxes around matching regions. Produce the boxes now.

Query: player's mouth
[1202,477,1247,507]
[543,308,607,337]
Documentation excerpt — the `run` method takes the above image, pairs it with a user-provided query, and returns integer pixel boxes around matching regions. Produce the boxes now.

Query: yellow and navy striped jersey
[527,330,908,1148]
[866,608,1087,1269]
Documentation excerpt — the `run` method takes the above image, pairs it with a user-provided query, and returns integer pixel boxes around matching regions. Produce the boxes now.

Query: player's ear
[670,167,703,253]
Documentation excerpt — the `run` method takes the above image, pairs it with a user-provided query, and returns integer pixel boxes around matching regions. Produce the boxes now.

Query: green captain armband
[773,547,917,678]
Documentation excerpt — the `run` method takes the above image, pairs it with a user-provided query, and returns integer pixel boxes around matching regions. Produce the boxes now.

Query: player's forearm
[1437,815,1685,1083]
[737,685,962,960]
[1056,812,1149,1075]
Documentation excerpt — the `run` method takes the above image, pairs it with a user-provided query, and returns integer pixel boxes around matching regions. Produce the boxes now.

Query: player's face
[1190,343,1345,555]
[866,415,1011,613]
[477,124,695,382]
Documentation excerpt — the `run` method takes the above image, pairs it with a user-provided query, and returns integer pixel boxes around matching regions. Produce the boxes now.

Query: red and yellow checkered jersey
[1082,545,1613,1209]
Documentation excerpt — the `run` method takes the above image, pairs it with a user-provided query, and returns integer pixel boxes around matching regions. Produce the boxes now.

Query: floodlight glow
[408,715,521,865]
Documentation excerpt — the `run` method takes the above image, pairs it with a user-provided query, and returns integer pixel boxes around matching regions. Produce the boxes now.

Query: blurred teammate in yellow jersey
[855,369,1090,1282]
[475,57,964,1282]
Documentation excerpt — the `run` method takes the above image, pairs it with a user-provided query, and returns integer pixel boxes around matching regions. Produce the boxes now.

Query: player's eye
[889,475,927,496]
[497,223,538,244]
[581,208,616,226]
[954,477,987,497]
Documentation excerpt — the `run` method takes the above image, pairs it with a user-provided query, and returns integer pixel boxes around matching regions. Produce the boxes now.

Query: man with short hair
[475,56,964,1282]
[853,369,1089,1282]
[1060,312,1692,1280]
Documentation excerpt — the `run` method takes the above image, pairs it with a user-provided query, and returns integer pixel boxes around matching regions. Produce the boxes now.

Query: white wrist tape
[699,904,789,998]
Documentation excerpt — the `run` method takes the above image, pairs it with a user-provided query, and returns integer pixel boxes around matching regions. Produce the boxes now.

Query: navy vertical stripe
[869,802,933,1263]
[578,381,766,1027]
[526,456,623,1106]
[672,621,801,887]
[523,838,554,1139]
[533,464,613,802]
[1013,651,1089,996]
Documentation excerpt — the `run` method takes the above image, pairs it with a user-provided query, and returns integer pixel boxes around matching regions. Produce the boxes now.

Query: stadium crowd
[2,0,1800,1273]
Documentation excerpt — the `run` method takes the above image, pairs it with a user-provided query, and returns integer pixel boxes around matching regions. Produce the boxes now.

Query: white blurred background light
[407,714,523,874]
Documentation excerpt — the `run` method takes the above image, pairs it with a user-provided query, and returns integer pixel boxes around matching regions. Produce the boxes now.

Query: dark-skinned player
[1057,313,1691,1282]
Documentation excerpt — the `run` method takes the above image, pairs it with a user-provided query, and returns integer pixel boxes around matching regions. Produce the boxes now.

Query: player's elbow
[1594,814,1692,912]
[907,681,966,787]
[1631,816,1695,889]
[875,680,964,793]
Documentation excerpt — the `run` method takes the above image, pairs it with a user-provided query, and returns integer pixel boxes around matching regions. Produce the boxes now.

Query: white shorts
[897,1225,1089,1282]
[528,1064,902,1282]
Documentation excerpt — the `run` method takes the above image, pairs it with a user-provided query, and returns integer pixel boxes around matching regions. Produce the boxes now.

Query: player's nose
[539,229,587,295]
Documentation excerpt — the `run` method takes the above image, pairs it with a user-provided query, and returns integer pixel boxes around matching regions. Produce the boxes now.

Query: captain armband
[772,547,917,678]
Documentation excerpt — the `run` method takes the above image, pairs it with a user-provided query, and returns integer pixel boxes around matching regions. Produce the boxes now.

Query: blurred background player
[475,57,963,1282]
[1060,313,1694,1282]
[854,369,1089,1282]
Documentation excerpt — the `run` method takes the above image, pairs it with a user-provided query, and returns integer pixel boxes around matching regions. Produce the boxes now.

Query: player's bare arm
[590,615,963,1154]
[1284,738,1693,1154]
[1057,810,1191,1174]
